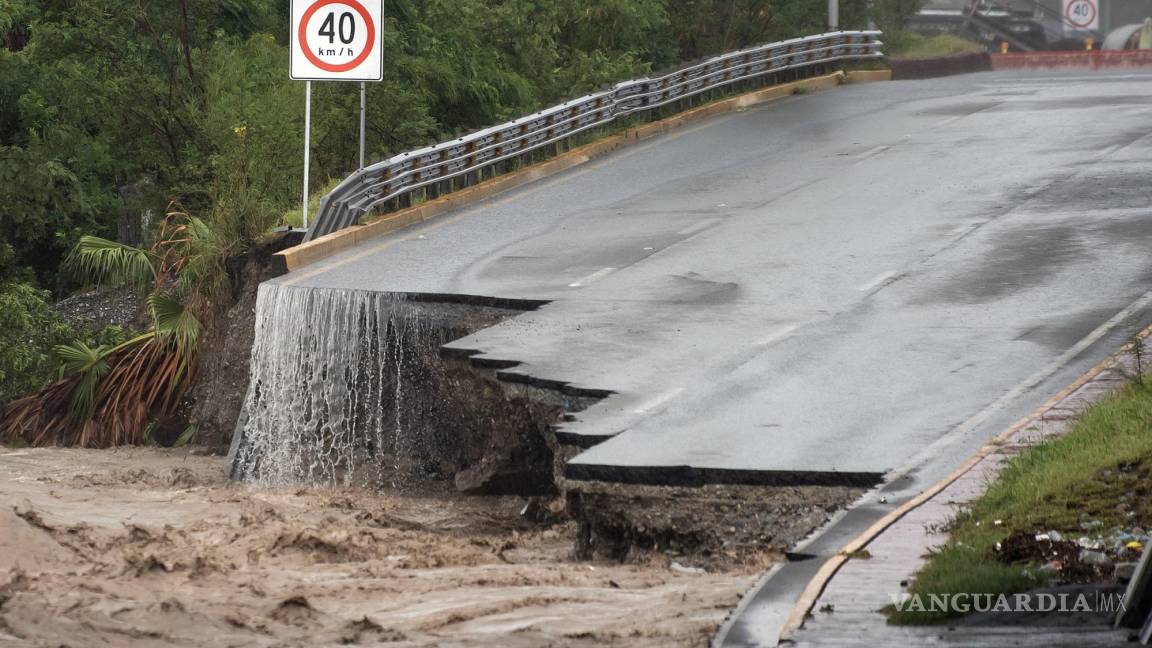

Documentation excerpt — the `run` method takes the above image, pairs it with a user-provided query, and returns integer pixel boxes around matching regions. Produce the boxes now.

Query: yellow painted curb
[778,320,1152,641]
[845,69,893,83]
[276,68,886,273]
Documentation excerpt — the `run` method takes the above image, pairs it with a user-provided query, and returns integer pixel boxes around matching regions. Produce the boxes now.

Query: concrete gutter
[273,68,892,274]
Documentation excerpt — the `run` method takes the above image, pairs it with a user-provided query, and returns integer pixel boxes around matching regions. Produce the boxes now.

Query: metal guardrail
[304,31,884,242]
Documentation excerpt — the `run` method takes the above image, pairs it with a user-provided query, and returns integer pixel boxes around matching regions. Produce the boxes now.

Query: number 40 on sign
[291,0,383,80]
[1062,0,1099,32]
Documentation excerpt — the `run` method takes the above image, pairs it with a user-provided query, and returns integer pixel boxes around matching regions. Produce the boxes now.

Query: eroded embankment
[232,283,860,566]
[233,284,571,494]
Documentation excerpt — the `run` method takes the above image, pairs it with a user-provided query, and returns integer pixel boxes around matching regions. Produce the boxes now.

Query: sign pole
[291,0,383,233]
[359,81,366,169]
[302,80,312,230]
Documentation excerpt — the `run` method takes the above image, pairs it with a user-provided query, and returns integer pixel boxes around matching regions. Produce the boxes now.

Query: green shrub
[0,282,77,401]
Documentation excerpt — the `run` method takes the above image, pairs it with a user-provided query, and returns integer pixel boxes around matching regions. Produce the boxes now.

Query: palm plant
[0,203,231,448]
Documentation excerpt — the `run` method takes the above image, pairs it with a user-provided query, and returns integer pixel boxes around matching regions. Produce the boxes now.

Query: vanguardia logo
[889,592,1126,614]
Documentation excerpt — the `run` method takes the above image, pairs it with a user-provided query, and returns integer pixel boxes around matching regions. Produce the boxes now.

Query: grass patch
[886,32,984,59]
[888,378,1152,624]
[281,177,343,228]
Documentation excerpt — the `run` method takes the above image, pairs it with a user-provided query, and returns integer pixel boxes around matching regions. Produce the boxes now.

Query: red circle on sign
[299,0,375,73]
[1064,0,1096,29]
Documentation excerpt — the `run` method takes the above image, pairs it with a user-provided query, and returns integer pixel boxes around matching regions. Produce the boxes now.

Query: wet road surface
[282,70,1152,488]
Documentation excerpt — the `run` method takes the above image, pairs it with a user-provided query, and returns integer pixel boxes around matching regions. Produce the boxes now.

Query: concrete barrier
[889,52,992,79]
[991,49,1152,70]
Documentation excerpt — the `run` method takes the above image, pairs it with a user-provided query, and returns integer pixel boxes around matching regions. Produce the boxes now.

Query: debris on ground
[994,527,1151,585]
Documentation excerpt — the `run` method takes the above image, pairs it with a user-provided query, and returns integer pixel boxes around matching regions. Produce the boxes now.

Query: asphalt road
[282,70,1152,490]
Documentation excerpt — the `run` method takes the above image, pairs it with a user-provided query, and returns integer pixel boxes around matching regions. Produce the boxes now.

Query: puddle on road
[917,224,1088,304]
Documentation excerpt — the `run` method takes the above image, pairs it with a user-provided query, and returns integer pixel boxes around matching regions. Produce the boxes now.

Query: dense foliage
[0,282,77,401]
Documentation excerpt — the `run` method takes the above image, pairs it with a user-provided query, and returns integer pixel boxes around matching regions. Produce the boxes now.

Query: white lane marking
[1095,143,1124,159]
[1004,74,1152,84]
[857,145,890,161]
[283,107,754,286]
[568,267,616,288]
[677,218,722,236]
[755,324,798,346]
[857,270,899,293]
[891,289,1152,480]
[632,387,685,414]
[774,180,807,196]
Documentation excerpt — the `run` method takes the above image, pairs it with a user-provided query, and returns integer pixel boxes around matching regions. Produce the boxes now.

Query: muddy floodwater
[0,447,765,647]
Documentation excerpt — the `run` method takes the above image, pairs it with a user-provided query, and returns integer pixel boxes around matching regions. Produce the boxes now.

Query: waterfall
[232,283,427,488]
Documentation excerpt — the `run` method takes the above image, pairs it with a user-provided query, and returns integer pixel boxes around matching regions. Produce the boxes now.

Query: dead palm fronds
[1,334,198,447]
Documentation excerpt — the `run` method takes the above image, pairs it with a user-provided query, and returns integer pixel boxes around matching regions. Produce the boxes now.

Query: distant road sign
[1063,0,1098,32]
[291,0,383,81]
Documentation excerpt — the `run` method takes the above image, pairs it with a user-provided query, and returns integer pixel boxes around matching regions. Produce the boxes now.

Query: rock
[1114,562,1138,582]
[54,287,148,331]
[519,497,565,525]
[454,455,535,495]
[1079,550,1112,567]
[1047,530,1064,542]
[670,561,705,575]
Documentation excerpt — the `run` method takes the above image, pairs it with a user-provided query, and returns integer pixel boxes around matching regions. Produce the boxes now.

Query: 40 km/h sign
[291,0,383,81]
[1063,0,1099,32]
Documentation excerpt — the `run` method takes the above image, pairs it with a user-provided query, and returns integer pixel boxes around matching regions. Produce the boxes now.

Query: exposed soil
[567,481,861,567]
[186,232,301,450]
[0,447,766,647]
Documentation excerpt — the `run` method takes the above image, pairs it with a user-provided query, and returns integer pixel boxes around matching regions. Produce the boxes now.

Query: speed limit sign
[1063,0,1098,31]
[291,0,383,81]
